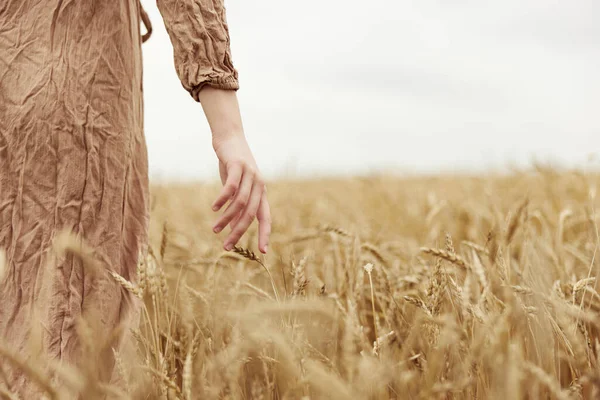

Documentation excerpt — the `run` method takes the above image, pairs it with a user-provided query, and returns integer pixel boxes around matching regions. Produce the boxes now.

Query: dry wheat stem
[364,263,379,347]
[232,245,280,301]
[420,247,470,270]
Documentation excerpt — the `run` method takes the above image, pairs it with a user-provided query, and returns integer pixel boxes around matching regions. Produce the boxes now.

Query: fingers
[225,191,270,253]
[256,193,272,253]
[211,160,270,253]
[228,211,243,232]
[223,180,264,251]
[211,162,242,211]
[212,169,253,235]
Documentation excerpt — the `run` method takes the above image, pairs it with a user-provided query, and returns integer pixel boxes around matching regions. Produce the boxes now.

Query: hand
[211,135,271,253]
[196,87,271,253]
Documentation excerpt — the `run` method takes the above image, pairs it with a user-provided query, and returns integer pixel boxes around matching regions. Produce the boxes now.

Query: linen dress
[0,0,238,396]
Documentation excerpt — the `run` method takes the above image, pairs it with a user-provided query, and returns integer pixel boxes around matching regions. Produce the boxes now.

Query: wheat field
[2,168,600,399]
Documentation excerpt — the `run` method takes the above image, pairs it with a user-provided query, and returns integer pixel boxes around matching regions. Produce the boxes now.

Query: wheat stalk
[160,221,169,260]
[182,331,201,400]
[420,247,470,270]
[110,271,143,299]
[292,257,309,297]
[506,198,529,244]
[232,246,280,301]
[319,224,353,238]
[363,263,379,346]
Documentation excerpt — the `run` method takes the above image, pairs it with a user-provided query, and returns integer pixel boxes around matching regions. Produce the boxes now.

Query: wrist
[211,129,245,149]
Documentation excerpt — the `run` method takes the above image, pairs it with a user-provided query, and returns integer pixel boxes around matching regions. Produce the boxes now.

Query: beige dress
[0,0,238,396]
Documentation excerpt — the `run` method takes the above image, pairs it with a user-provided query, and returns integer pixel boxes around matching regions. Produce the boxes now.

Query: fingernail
[264,245,268,253]
[213,226,221,233]
[212,204,218,211]
[224,243,232,251]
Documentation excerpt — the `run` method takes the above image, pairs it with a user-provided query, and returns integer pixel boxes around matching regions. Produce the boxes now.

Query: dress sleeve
[156,0,239,101]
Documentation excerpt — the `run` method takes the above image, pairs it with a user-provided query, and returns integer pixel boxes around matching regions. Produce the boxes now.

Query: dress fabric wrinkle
[0,0,238,396]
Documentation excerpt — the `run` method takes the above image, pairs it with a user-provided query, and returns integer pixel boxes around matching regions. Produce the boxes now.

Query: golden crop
[2,169,600,399]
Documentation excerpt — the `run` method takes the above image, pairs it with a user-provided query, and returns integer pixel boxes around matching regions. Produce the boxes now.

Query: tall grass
[1,169,600,399]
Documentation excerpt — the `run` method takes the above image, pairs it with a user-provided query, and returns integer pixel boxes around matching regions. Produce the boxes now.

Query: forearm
[198,87,245,146]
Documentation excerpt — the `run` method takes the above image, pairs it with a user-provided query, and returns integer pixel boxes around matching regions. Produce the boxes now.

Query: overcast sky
[140,0,599,181]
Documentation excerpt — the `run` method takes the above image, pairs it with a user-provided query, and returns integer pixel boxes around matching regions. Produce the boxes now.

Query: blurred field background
[3,168,598,399]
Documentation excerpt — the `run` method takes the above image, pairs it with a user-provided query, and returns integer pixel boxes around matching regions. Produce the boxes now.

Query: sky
[140,0,599,181]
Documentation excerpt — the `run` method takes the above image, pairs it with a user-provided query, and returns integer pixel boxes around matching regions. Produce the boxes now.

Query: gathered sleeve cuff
[156,0,239,101]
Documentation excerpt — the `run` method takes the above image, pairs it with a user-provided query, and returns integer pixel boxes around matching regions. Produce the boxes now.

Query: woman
[0,0,270,396]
